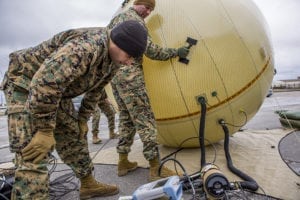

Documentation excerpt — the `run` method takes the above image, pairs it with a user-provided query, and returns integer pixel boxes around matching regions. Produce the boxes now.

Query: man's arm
[144,36,186,61]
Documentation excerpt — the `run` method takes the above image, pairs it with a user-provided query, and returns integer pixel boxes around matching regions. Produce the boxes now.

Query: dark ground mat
[278,130,300,176]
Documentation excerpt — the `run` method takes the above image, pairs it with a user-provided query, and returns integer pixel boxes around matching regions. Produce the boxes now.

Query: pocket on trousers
[8,111,33,153]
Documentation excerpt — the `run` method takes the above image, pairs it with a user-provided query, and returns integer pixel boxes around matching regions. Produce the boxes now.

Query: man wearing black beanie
[109,20,148,63]
[1,20,147,200]
[111,20,147,58]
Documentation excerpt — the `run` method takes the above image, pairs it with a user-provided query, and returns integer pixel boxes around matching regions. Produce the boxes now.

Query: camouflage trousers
[3,81,93,200]
[91,101,116,135]
[112,73,158,161]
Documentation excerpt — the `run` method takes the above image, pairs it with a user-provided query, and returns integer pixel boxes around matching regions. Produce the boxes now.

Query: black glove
[177,46,189,58]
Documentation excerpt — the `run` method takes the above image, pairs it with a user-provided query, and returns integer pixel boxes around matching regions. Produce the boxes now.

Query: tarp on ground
[2,128,298,199]
[92,128,299,200]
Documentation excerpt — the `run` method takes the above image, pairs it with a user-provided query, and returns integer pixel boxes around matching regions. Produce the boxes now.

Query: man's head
[109,20,147,65]
[134,0,155,10]
[133,0,155,18]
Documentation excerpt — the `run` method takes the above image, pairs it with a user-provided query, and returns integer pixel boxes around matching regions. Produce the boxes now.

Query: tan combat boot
[149,157,181,181]
[109,129,119,139]
[118,153,138,176]
[92,133,102,144]
[80,174,119,199]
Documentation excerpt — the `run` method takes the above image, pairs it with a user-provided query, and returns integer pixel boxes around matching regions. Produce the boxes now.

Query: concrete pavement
[0,91,300,199]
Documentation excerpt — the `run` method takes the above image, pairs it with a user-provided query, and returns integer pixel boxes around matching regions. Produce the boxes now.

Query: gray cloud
[0,0,299,82]
[0,0,122,76]
[253,0,300,80]
[0,0,121,49]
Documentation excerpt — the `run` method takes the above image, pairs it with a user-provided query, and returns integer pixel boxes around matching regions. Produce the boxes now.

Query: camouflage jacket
[108,7,178,84]
[5,27,118,130]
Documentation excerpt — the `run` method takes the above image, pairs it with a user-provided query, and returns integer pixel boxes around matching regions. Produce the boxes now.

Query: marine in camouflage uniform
[91,90,118,144]
[1,21,147,199]
[107,0,189,180]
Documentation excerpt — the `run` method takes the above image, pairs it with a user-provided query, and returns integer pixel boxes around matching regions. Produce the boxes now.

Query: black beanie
[110,20,147,58]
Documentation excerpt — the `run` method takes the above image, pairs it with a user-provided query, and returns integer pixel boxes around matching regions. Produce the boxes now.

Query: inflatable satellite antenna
[115,0,274,148]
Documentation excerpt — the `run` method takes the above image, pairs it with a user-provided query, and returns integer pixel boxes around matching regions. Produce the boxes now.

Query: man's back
[6,27,104,91]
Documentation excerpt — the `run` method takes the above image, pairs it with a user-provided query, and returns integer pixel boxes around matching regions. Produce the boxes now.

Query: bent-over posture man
[1,20,147,199]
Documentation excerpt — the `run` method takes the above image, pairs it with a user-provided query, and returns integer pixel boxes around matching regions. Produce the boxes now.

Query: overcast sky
[0,0,299,82]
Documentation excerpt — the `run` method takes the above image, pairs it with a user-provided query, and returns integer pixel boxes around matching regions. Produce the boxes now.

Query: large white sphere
[118,0,274,147]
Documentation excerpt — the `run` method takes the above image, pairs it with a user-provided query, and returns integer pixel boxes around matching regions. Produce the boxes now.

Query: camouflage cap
[133,0,155,10]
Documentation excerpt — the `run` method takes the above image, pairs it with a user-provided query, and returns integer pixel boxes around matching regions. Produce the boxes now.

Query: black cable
[161,147,184,161]
[225,188,250,200]
[223,110,248,128]
[174,136,217,165]
[49,172,79,200]
[220,121,259,191]
[47,155,79,200]
[197,96,207,169]
[0,193,10,200]
[157,96,220,200]
[0,169,14,200]
[91,139,113,161]
[197,97,259,196]
[47,134,115,199]
[160,135,218,184]
[225,187,280,200]
[48,154,57,175]
[0,120,115,199]
[158,158,197,199]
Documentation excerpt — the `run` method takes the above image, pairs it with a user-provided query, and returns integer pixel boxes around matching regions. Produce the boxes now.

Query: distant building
[273,77,300,89]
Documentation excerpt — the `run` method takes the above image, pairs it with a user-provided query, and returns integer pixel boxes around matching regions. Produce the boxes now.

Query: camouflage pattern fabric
[107,7,178,160]
[91,90,116,134]
[1,26,118,199]
[2,81,49,199]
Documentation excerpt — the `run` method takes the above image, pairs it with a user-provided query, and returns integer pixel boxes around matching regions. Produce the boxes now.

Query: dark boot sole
[80,189,119,199]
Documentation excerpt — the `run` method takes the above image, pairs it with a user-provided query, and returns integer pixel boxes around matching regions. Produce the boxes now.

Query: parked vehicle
[266,88,273,97]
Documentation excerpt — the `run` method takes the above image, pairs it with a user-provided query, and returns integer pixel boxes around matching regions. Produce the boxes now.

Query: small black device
[178,37,198,64]
[201,164,230,199]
